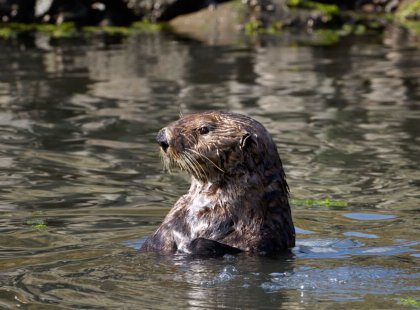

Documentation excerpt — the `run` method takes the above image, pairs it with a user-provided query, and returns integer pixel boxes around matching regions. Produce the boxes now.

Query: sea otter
[141,111,295,256]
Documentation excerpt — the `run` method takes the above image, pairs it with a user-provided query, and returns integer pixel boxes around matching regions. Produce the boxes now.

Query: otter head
[156,111,283,183]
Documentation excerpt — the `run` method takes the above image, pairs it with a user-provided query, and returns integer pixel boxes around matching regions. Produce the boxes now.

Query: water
[0,30,419,309]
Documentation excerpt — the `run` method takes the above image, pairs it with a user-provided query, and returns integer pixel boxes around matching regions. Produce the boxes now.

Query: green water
[0,30,419,309]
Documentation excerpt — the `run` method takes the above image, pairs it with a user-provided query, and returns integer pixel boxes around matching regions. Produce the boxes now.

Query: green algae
[0,19,163,39]
[287,0,340,17]
[0,22,77,38]
[244,20,263,35]
[132,19,163,32]
[83,20,162,35]
[291,198,348,207]
[396,0,420,22]
[398,298,420,308]
[26,218,48,231]
[395,0,420,35]
[0,27,13,38]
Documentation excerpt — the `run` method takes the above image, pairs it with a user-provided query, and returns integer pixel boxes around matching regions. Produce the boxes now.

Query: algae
[395,1,420,35]
[291,198,348,207]
[399,298,420,308]
[26,218,48,231]
[83,20,162,35]
[0,22,77,38]
[395,0,420,35]
[287,0,340,17]
[396,0,420,21]
[0,19,163,39]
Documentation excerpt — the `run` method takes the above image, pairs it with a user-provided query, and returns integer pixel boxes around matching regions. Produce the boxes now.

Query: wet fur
[141,111,295,255]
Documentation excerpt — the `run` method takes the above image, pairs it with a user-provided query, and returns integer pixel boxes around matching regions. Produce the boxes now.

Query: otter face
[156,111,263,181]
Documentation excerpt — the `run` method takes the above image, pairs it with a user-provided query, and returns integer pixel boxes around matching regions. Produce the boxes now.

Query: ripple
[343,231,379,239]
[343,213,396,221]
[261,266,418,300]
[295,227,314,235]
[200,265,238,287]
[294,238,417,258]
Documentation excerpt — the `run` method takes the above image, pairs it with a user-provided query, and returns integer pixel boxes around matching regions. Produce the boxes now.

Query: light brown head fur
[158,111,286,186]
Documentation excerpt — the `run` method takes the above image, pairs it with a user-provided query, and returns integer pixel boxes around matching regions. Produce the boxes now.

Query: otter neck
[188,164,287,206]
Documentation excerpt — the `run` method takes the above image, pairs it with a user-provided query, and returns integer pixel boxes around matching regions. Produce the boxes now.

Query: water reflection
[0,31,419,309]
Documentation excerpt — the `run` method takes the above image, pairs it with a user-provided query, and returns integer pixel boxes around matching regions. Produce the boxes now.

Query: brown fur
[141,111,295,254]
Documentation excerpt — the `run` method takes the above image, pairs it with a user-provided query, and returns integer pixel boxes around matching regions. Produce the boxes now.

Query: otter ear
[240,132,254,150]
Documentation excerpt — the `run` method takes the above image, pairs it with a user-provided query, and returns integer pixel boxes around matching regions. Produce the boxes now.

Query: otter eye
[198,126,210,135]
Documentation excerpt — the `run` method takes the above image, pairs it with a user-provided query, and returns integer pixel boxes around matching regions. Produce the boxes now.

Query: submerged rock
[168,1,245,44]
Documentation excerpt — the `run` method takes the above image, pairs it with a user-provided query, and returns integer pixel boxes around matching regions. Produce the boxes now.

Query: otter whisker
[183,154,203,180]
[160,151,172,173]
[180,153,196,175]
[176,153,189,172]
[184,152,200,174]
[184,151,209,181]
[192,153,210,181]
[187,148,225,173]
[177,149,194,171]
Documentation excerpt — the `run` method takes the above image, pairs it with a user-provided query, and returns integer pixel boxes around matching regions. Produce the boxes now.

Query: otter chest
[172,194,232,253]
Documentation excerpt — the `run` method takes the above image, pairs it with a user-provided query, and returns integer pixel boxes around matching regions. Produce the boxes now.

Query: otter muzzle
[156,128,169,152]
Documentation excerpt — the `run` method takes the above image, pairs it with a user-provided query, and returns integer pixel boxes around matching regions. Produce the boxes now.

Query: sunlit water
[0,30,419,309]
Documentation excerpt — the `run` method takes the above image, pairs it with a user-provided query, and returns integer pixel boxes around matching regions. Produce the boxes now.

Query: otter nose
[156,128,169,152]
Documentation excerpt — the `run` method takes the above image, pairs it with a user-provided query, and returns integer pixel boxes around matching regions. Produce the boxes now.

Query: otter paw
[187,238,242,257]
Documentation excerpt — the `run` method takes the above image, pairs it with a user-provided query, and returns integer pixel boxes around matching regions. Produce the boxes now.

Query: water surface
[0,31,419,309]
